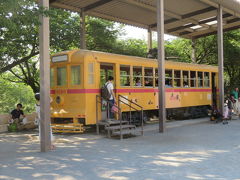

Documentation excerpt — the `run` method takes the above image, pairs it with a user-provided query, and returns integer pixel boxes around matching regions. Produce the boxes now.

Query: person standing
[231,87,239,114]
[105,76,116,119]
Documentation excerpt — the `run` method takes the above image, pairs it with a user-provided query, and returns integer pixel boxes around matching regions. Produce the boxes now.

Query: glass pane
[88,63,94,84]
[57,67,66,86]
[120,65,130,86]
[120,76,130,86]
[174,79,180,87]
[144,68,153,76]
[165,69,172,78]
[183,71,189,87]
[88,74,94,84]
[144,78,153,87]
[71,66,80,85]
[50,68,54,87]
[133,67,142,76]
[120,65,130,75]
[88,63,94,73]
[134,77,142,86]
[190,71,196,87]
[174,70,181,78]
[204,72,210,87]
[133,67,142,87]
[198,72,203,87]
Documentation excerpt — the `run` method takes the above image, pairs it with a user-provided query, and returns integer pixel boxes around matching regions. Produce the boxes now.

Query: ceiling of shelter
[49,0,240,39]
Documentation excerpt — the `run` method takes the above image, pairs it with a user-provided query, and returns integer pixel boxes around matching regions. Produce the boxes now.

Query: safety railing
[96,95,123,138]
[118,95,144,136]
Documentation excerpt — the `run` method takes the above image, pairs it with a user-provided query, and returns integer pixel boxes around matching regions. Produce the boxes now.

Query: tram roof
[52,49,218,71]
[49,0,240,39]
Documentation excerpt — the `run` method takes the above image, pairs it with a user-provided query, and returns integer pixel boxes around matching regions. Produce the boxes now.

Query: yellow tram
[50,49,218,132]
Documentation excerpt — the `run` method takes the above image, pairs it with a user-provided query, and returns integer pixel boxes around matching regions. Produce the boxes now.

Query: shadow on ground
[1,118,240,180]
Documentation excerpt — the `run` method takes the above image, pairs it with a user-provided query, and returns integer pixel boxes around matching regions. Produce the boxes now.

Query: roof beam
[166,13,233,34]
[193,24,240,39]
[150,6,216,28]
[83,0,113,12]
[181,6,216,19]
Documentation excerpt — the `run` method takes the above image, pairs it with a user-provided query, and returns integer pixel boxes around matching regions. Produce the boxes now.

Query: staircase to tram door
[96,95,144,140]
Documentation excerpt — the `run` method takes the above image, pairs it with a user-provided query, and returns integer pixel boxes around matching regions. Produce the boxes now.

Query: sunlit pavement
[1,118,240,180]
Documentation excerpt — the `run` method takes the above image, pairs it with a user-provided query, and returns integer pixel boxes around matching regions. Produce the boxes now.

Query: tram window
[88,63,94,84]
[155,69,158,87]
[50,68,54,87]
[173,70,181,87]
[165,69,172,87]
[190,71,196,87]
[133,67,142,87]
[57,67,67,86]
[183,71,189,87]
[144,68,153,87]
[204,72,210,87]
[120,65,130,86]
[198,72,203,87]
[71,66,81,85]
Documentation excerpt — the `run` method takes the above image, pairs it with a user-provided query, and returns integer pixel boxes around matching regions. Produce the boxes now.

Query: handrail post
[96,95,99,135]
[130,101,132,124]
[120,109,122,140]
[118,95,120,120]
[141,108,144,136]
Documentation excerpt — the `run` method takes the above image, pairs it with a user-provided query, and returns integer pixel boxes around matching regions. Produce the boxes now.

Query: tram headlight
[56,96,61,104]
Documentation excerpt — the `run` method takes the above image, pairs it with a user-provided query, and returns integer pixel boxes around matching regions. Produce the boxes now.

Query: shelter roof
[49,0,240,39]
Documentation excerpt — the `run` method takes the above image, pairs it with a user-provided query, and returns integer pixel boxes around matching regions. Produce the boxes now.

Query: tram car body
[50,49,218,131]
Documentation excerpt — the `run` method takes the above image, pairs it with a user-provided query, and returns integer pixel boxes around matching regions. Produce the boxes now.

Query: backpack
[101,83,111,100]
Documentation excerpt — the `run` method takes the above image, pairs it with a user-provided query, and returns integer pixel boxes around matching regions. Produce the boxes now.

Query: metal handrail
[118,95,142,109]
[118,95,144,136]
[96,95,123,139]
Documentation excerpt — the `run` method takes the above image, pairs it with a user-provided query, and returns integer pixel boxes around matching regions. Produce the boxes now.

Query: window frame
[165,69,173,88]
[173,69,181,88]
[56,66,67,87]
[197,71,204,88]
[204,72,210,88]
[133,66,143,87]
[190,71,197,88]
[70,65,82,86]
[88,62,95,85]
[144,67,153,87]
[120,64,131,87]
[182,70,190,88]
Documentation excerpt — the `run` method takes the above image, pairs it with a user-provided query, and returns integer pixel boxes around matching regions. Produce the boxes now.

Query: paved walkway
[1,118,240,180]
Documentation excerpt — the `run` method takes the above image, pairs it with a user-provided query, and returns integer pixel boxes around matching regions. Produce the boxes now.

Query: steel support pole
[157,0,166,133]
[80,9,86,49]
[39,0,51,152]
[217,5,224,114]
[191,38,196,63]
[147,27,153,51]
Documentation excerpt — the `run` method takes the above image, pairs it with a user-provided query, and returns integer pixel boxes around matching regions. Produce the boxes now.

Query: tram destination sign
[52,55,68,62]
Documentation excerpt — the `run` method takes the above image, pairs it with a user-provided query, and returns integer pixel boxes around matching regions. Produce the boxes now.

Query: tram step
[105,124,136,131]
[97,120,129,126]
[112,128,137,136]
[51,123,84,133]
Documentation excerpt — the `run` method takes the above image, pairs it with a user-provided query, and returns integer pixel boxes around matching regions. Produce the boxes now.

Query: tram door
[211,73,217,106]
[100,63,114,119]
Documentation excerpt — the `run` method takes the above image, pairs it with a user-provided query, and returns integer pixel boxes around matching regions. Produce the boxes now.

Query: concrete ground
[1,118,240,180]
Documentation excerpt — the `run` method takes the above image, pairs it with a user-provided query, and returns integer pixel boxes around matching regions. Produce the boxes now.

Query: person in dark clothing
[9,104,26,129]
[11,103,25,119]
